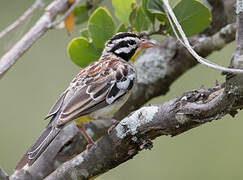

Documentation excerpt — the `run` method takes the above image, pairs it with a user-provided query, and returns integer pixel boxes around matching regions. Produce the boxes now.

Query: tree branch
[0,0,80,79]
[224,0,243,108]
[45,85,240,180]
[115,0,237,119]
[44,5,243,176]
[0,167,9,180]
[48,0,80,28]
[11,24,236,180]
[115,22,236,119]
[44,1,243,179]
[163,0,243,73]
[0,0,44,40]
[7,0,241,179]
[9,1,239,179]
[10,120,111,180]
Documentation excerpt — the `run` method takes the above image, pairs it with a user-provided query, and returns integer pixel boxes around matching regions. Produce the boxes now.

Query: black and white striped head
[103,32,154,61]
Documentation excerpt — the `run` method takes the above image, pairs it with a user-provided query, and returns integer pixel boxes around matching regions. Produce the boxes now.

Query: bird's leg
[76,124,94,149]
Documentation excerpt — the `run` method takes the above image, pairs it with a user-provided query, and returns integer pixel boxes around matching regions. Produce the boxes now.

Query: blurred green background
[0,1,243,180]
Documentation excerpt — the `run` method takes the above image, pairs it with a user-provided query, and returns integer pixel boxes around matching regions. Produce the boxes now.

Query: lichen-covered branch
[115,22,236,119]
[225,0,243,108]
[6,0,242,179]
[114,0,236,120]
[0,0,80,78]
[10,23,237,180]
[44,1,243,179]
[112,1,234,120]
[45,85,241,180]
[233,0,243,66]
[9,1,239,180]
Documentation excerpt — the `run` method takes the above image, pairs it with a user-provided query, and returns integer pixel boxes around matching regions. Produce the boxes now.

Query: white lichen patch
[115,106,159,139]
[72,154,84,166]
[175,112,189,124]
[181,96,188,101]
[220,24,232,35]
[236,0,243,14]
[131,136,138,142]
[135,47,175,84]
[70,168,89,180]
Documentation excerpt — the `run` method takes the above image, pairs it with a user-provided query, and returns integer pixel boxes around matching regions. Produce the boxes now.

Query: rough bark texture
[44,3,243,176]
[0,0,242,180]
[45,86,240,180]
[10,121,111,180]
[115,23,236,120]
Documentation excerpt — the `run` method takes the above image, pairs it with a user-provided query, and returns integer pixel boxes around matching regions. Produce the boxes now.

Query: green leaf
[68,37,101,67]
[147,0,166,23]
[117,24,128,33]
[88,7,115,49]
[112,0,136,24]
[134,5,150,32]
[73,5,89,25]
[129,3,138,26]
[142,0,155,23]
[147,0,164,14]
[167,0,212,37]
[155,13,166,22]
[80,28,89,39]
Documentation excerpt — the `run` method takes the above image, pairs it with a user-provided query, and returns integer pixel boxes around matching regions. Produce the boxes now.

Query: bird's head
[102,32,155,61]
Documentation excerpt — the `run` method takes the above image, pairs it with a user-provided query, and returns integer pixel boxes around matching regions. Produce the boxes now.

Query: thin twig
[0,0,44,40]
[163,0,243,74]
[48,0,81,28]
[0,0,80,79]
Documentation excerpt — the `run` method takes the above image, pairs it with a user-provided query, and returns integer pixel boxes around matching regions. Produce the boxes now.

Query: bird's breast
[90,90,132,119]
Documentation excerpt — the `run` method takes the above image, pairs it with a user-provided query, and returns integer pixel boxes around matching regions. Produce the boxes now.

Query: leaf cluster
[68,0,212,67]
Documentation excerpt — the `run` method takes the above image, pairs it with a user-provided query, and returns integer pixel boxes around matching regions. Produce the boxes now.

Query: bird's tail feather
[15,126,61,170]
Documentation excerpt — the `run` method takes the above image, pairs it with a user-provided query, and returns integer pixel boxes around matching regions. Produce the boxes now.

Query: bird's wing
[45,91,68,120]
[45,59,136,126]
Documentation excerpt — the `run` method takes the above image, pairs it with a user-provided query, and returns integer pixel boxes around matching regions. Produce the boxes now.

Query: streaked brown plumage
[15,32,154,170]
[51,58,136,125]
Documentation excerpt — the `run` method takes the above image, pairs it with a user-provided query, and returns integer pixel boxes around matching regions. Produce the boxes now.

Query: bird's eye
[127,40,136,46]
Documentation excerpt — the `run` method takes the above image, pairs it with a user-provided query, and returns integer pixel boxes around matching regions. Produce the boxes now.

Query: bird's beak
[130,39,156,64]
[139,39,156,49]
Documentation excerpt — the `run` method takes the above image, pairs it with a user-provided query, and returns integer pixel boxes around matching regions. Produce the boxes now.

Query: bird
[15,32,155,170]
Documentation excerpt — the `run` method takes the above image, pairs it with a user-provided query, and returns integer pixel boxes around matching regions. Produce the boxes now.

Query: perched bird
[15,32,154,170]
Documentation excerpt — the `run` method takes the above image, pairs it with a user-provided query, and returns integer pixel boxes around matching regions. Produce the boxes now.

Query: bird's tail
[15,125,61,170]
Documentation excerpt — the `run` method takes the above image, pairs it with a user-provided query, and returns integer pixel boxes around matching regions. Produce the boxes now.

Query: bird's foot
[77,124,95,149]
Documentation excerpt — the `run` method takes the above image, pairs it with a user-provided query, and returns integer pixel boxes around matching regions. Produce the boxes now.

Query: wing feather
[49,60,136,126]
[45,91,68,120]
[57,80,112,125]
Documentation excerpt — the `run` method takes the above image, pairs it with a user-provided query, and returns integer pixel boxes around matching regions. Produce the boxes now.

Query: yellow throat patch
[130,48,142,63]
[75,115,92,126]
